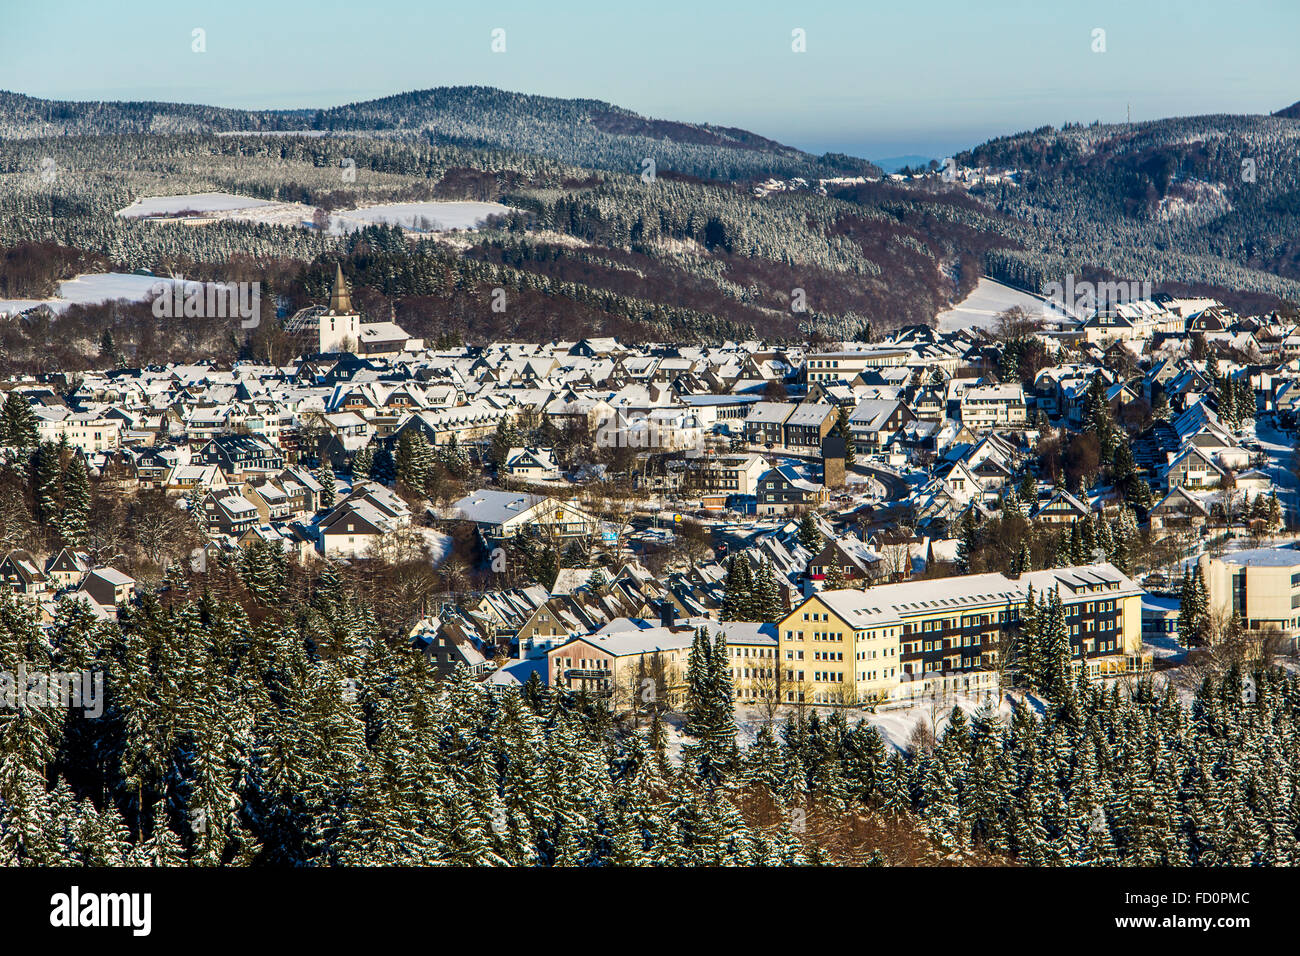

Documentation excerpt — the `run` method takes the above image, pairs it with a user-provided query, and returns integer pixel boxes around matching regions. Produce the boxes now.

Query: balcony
[565,668,611,680]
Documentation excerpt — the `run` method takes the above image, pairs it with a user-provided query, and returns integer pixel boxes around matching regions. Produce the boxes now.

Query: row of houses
[1,547,135,621]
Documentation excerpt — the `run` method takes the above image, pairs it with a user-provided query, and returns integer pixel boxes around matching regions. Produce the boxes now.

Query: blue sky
[2,0,1297,160]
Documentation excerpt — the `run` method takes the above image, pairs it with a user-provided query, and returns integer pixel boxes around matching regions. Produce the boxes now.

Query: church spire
[330,263,352,313]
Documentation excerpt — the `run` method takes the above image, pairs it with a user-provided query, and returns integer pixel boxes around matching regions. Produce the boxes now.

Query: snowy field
[935,277,1078,331]
[328,201,511,234]
[116,192,277,218]
[0,272,168,316]
[0,272,273,318]
[118,192,319,229]
[115,193,511,235]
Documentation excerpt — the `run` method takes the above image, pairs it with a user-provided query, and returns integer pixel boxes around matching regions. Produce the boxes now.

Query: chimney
[659,602,677,629]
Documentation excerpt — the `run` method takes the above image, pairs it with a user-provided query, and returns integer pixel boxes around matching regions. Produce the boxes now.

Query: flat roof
[1217,547,1300,568]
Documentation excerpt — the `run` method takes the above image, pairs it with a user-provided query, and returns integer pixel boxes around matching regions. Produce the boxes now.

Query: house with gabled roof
[197,434,284,479]
[1033,488,1092,524]
[0,549,52,601]
[45,548,92,590]
[197,488,260,538]
[782,402,836,453]
[242,480,293,524]
[317,481,413,559]
[1163,444,1226,492]
[1148,486,1210,532]
[451,490,599,542]
[756,464,828,515]
[848,398,914,452]
[79,567,136,612]
[165,463,227,494]
[504,447,560,482]
[743,402,794,447]
[807,534,882,584]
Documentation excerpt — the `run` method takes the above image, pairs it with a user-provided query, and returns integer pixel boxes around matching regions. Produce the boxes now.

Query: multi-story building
[546,618,779,710]
[756,464,828,515]
[1199,548,1300,634]
[547,625,694,708]
[35,410,121,453]
[743,402,793,447]
[782,402,836,452]
[687,452,768,504]
[197,434,285,479]
[777,563,1146,706]
[804,349,910,383]
[958,384,1027,429]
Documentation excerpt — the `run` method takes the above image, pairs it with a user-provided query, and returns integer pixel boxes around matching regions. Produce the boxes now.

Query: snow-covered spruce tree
[58,453,91,548]
[315,463,336,509]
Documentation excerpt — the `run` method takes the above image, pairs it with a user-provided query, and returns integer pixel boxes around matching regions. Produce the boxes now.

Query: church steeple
[329,263,353,314]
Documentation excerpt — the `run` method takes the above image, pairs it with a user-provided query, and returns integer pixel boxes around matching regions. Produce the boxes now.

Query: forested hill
[0,87,877,182]
[957,107,1300,297]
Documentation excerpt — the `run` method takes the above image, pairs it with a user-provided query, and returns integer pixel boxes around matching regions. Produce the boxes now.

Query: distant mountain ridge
[956,105,1300,299]
[0,86,879,182]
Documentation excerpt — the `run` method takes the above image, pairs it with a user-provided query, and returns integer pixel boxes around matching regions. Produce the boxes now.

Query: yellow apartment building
[778,563,1147,706]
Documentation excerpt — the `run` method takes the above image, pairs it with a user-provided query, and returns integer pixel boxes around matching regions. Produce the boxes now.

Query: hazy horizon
[3,0,1297,162]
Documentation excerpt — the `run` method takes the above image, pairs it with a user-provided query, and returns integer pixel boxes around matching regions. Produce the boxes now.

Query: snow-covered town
[7,0,1300,895]
[7,266,1298,717]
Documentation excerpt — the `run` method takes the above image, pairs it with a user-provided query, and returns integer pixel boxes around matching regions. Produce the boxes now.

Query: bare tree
[129,491,203,568]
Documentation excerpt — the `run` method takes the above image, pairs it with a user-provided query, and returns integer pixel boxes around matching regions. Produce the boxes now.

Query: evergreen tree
[350,444,374,480]
[1,392,40,449]
[316,463,336,509]
[832,405,856,465]
[751,560,784,623]
[395,429,434,492]
[438,434,470,479]
[1094,515,1112,554]
[488,418,520,472]
[1038,589,1071,699]
[1003,487,1023,519]
[1178,565,1210,646]
[58,454,91,547]
[1018,471,1037,504]
[955,508,978,574]
[1083,373,1117,459]
[720,556,754,622]
[369,446,396,485]
[683,627,711,739]
[1014,583,1040,689]
[822,560,847,590]
[29,441,62,533]
[682,628,737,784]
[1015,540,1033,576]
[795,513,823,554]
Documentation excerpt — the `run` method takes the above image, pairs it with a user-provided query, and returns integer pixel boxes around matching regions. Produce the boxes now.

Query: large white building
[958,383,1027,429]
